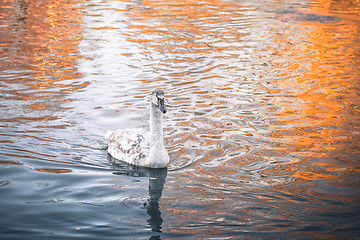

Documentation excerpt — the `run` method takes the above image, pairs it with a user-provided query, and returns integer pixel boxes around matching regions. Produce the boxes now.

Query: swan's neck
[150,102,164,147]
[147,102,169,168]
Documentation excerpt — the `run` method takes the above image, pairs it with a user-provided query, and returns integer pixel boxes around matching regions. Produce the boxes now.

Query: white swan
[106,90,170,168]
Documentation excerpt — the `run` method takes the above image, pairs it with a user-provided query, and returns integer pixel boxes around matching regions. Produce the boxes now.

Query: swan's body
[106,90,169,168]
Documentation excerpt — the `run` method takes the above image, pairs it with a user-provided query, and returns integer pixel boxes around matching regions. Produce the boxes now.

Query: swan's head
[152,90,167,114]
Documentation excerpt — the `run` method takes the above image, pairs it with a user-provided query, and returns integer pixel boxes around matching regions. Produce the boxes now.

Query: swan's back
[106,129,150,166]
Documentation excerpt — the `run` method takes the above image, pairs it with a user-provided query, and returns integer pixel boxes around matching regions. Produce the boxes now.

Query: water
[1,0,359,239]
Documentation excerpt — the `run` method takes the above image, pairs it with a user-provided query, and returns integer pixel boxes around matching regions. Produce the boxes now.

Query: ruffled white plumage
[106,129,150,166]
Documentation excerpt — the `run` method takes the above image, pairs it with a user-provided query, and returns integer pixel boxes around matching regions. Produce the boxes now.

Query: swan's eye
[156,95,164,101]
[157,97,163,105]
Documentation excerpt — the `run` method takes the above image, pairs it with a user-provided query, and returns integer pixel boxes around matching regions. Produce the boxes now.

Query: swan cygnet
[106,90,170,168]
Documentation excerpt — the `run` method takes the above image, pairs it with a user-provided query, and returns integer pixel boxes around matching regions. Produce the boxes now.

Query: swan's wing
[106,129,150,166]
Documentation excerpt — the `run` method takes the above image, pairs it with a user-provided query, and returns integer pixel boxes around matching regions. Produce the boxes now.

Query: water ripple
[0,0,359,238]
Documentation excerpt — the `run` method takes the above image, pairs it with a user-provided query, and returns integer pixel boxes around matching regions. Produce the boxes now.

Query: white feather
[106,129,150,166]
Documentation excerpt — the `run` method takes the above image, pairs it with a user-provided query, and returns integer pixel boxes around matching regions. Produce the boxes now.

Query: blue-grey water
[1,0,359,239]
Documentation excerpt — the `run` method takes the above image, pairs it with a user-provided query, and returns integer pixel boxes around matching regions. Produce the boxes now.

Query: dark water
[1,0,360,239]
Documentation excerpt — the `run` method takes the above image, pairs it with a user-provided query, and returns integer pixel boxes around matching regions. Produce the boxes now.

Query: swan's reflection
[109,155,167,236]
[145,168,167,233]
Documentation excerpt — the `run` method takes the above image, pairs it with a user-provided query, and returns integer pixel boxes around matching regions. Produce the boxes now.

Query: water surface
[0,0,359,239]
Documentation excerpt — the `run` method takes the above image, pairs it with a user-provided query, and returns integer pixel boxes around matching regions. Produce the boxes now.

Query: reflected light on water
[0,0,89,167]
[0,0,87,126]
[35,168,72,174]
[0,0,359,238]
[264,1,360,205]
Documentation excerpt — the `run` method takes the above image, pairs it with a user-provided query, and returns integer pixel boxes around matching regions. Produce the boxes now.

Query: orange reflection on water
[35,168,72,174]
[269,7,359,152]
[266,0,360,202]
[0,0,88,167]
[0,0,87,108]
[0,160,23,165]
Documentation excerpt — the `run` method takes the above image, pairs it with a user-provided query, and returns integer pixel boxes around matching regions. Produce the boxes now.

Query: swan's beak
[158,98,167,114]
